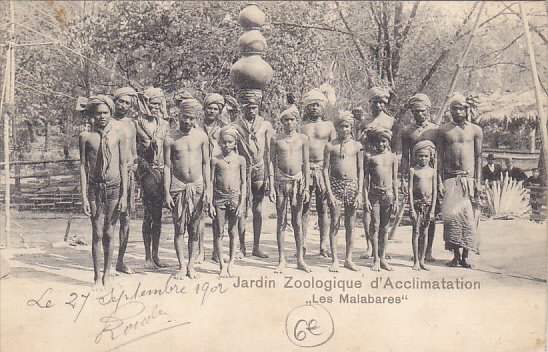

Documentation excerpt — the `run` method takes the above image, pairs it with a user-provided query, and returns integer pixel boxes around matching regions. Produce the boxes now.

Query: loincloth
[88,177,121,208]
[275,168,304,207]
[170,177,204,236]
[330,177,358,206]
[309,161,326,197]
[213,189,240,212]
[442,174,480,254]
[139,167,164,206]
[413,199,432,228]
[369,185,394,206]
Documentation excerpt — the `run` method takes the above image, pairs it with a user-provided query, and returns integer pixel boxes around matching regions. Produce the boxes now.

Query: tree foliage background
[0,1,546,158]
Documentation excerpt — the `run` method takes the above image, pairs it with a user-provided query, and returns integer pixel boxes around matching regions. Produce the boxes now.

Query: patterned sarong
[442,174,480,254]
[413,199,432,228]
[170,177,204,237]
[330,177,358,206]
[213,189,240,212]
[275,168,304,207]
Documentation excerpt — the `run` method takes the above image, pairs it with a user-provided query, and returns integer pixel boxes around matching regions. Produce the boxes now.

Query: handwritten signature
[285,304,334,348]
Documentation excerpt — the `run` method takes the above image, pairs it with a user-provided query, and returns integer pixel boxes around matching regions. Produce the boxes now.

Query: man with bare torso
[112,87,138,274]
[233,89,274,258]
[164,96,211,279]
[79,95,128,290]
[136,87,171,270]
[300,88,336,257]
[401,93,439,262]
[438,93,483,268]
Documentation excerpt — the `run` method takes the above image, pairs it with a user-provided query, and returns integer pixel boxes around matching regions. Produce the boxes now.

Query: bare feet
[92,281,104,291]
[194,252,205,264]
[359,253,370,259]
[274,259,286,273]
[371,261,381,271]
[458,259,472,268]
[102,275,112,288]
[344,260,360,271]
[297,260,312,273]
[116,262,135,274]
[153,259,170,268]
[419,262,429,271]
[109,268,120,277]
[235,251,245,260]
[227,265,236,277]
[412,263,421,271]
[252,249,269,259]
[320,248,332,258]
[219,268,231,278]
[380,260,393,271]
[425,254,436,262]
[186,267,200,279]
[144,259,158,270]
[446,258,459,267]
[328,263,339,272]
[173,268,186,280]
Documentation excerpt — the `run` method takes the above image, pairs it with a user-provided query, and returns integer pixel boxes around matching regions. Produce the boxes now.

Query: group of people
[483,153,539,185]
[79,84,484,290]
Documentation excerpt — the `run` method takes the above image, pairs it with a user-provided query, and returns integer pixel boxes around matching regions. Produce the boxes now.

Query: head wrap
[368,125,392,142]
[219,125,240,141]
[335,110,355,127]
[412,140,436,159]
[113,87,138,101]
[224,95,240,110]
[178,97,203,119]
[408,93,431,110]
[280,105,300,121]
[174,89,194,107]
[204,93,225,110]
[143,87,165,101]
[449,93,469,109]
[238,89,263,106]
[302,88,328,109]
[87,95,115,114]
[368,86,391,103]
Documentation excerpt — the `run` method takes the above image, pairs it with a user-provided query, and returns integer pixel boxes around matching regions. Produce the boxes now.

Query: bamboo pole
[519,2,548,185]
[435,1,485,125]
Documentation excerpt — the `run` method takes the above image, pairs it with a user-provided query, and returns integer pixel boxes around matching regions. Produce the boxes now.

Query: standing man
[503,157,527,182]
[438,93,483,269]
[136,87,171,269]
[111,87,138,274]
[482,153,502,183]
[300,88,336,257]
[234,90,274,258]
[400,93,439,262]
[201,93,226,262]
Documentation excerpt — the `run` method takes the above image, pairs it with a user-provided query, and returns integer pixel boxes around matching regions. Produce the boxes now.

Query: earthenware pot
[230,54,273,90]
[238,30,267,54]
[238,3,265,29]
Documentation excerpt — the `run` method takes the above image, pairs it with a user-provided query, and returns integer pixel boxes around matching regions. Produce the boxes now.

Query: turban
[224,95,239,110]
[174,89,194,106]
[412,140,436,159]
[178,97,203,118]
[368,86,391,103]
[143,87,165,101]
[408,93,431,110]
[113,87,137,101]
[449,93,469,108]
[368,125,392,142]
[204,93,225,110]
[302,88,328,109]
[280,105,299,121]
[87,95,115,114]
[219,125,240,141]
[238,89,263,106]
[335,110,355,127]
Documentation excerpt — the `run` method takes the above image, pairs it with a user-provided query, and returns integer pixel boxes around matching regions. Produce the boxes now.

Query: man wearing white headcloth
[300,88,336,257]
[401,93,440,262]
[202,93,226,159]
[136,87,171,270]
[112,87,138,274]
[438,92,483,269]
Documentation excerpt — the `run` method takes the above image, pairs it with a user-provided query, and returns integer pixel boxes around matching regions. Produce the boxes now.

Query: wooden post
[435,2,485,125]
[1,45,11,247]
[520,3,548,185]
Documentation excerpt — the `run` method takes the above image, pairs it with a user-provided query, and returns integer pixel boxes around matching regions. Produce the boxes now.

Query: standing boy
[364,126,399,271]
[210,126,247,277]
[79,95,128,289]
[323,112,364,272]
[164,97,211,279]
[408,140,437,271]
[269,107,311,273]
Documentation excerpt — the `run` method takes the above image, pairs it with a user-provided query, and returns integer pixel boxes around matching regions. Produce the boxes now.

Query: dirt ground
[0,204,546,352]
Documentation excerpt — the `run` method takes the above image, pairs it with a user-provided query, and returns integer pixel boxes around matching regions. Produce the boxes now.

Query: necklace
[282,131,296,143]
[222,153,234,164]
[339,137,352,159]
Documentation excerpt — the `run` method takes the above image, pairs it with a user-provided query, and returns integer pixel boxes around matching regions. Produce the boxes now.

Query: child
[164,96,211,279]
[269,107,311,273]
[408,140,437,271]
[210,126,247,277]
[364,126,398,271]
[79,95,128,290]
[323,112,364,272]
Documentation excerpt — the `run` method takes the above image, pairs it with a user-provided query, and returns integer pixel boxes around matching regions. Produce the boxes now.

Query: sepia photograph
[0,1,546,351]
